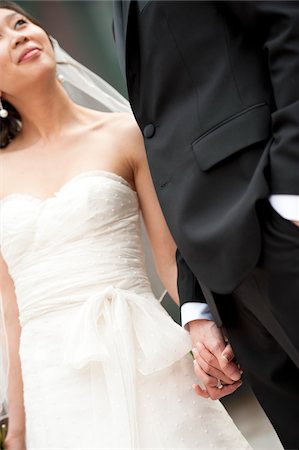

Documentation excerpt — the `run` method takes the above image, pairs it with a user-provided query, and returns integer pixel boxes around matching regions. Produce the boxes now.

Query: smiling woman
[0,1,53,148]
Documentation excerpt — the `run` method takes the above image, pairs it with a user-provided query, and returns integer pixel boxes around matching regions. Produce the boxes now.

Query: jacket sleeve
[224,1,299,194]
[175,249,206,306]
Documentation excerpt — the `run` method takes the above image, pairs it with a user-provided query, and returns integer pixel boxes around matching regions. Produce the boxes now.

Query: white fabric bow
[61,286,191,448]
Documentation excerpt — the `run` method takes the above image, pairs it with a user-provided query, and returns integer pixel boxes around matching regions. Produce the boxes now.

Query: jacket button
[143,124,155,139]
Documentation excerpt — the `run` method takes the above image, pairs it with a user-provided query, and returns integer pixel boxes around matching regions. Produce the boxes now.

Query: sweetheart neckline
[0,170,137,206]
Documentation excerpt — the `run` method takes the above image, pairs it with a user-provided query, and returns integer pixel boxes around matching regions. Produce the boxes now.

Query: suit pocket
[192,103,271,171]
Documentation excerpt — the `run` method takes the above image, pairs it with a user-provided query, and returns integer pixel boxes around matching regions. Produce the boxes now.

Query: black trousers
[215,203,299,450]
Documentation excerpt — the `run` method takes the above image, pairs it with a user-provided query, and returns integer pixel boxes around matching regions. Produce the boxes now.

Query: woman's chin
[21,59,56,85]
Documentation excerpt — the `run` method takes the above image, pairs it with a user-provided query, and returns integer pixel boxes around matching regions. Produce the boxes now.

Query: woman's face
[0,8,55,98]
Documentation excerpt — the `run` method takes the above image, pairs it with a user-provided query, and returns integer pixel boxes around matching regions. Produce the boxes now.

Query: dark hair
[0,1,48,149]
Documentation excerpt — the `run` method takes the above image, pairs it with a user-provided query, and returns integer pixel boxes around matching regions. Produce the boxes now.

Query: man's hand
[189,319,243,400]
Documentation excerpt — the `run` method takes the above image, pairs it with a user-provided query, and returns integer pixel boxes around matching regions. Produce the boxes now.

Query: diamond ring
[216,379,224,389]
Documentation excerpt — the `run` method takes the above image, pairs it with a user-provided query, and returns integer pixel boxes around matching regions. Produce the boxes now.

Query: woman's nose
[11,33,29,49]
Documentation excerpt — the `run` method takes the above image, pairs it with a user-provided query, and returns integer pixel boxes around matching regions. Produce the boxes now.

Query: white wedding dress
[0,170,252,449]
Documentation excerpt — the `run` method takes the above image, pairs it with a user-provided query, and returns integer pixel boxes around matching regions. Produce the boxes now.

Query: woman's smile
[18,46,41,64]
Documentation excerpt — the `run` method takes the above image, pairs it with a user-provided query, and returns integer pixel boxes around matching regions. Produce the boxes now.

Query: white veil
[0,38,166,420]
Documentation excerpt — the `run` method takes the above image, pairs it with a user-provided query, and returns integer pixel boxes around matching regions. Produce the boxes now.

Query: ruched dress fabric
[0,171,252,449]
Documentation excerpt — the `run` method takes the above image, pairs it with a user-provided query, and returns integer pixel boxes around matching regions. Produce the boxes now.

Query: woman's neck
[8,79,82,144]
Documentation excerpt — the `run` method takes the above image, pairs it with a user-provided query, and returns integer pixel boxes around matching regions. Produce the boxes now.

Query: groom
[113,1,299,447]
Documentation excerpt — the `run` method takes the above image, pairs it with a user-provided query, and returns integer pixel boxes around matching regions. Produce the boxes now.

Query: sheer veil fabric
[0,38,166,419]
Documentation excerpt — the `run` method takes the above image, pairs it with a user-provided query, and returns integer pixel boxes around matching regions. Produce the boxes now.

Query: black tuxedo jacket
[113,1,299,315]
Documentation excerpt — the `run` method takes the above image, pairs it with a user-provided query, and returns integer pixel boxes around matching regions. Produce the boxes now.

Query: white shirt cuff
[181,302,213,329]
[270,195,299,220]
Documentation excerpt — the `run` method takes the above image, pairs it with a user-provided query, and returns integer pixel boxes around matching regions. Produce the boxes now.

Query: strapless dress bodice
[0,170,152,325]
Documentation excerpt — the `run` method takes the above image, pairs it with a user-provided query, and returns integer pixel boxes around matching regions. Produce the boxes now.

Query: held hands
[189,319,243,400]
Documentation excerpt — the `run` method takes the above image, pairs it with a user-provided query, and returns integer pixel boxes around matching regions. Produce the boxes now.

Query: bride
[0,2,250,449]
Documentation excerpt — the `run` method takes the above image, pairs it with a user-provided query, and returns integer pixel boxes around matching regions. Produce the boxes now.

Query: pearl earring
[0,98,8,119]
[57,73,65,83]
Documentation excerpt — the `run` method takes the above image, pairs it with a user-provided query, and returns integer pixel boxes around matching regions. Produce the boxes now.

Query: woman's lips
[18,48,41,64]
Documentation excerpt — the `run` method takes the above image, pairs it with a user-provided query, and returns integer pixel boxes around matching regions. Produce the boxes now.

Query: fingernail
[221,354,230,362]
[193,359,198,366]
[240,369,244,375]
[231,371,241,381]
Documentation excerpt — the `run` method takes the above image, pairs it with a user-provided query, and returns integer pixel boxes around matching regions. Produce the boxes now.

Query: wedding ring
[216,379,224,389]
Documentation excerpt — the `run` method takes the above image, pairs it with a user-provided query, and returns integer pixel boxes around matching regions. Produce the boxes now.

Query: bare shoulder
[75,107,144,155]
[106,112,146,164]
[106,112,143,144]
[92,112,145,175]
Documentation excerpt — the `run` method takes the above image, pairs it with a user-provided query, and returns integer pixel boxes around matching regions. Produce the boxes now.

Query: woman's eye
[15,19,27,28]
